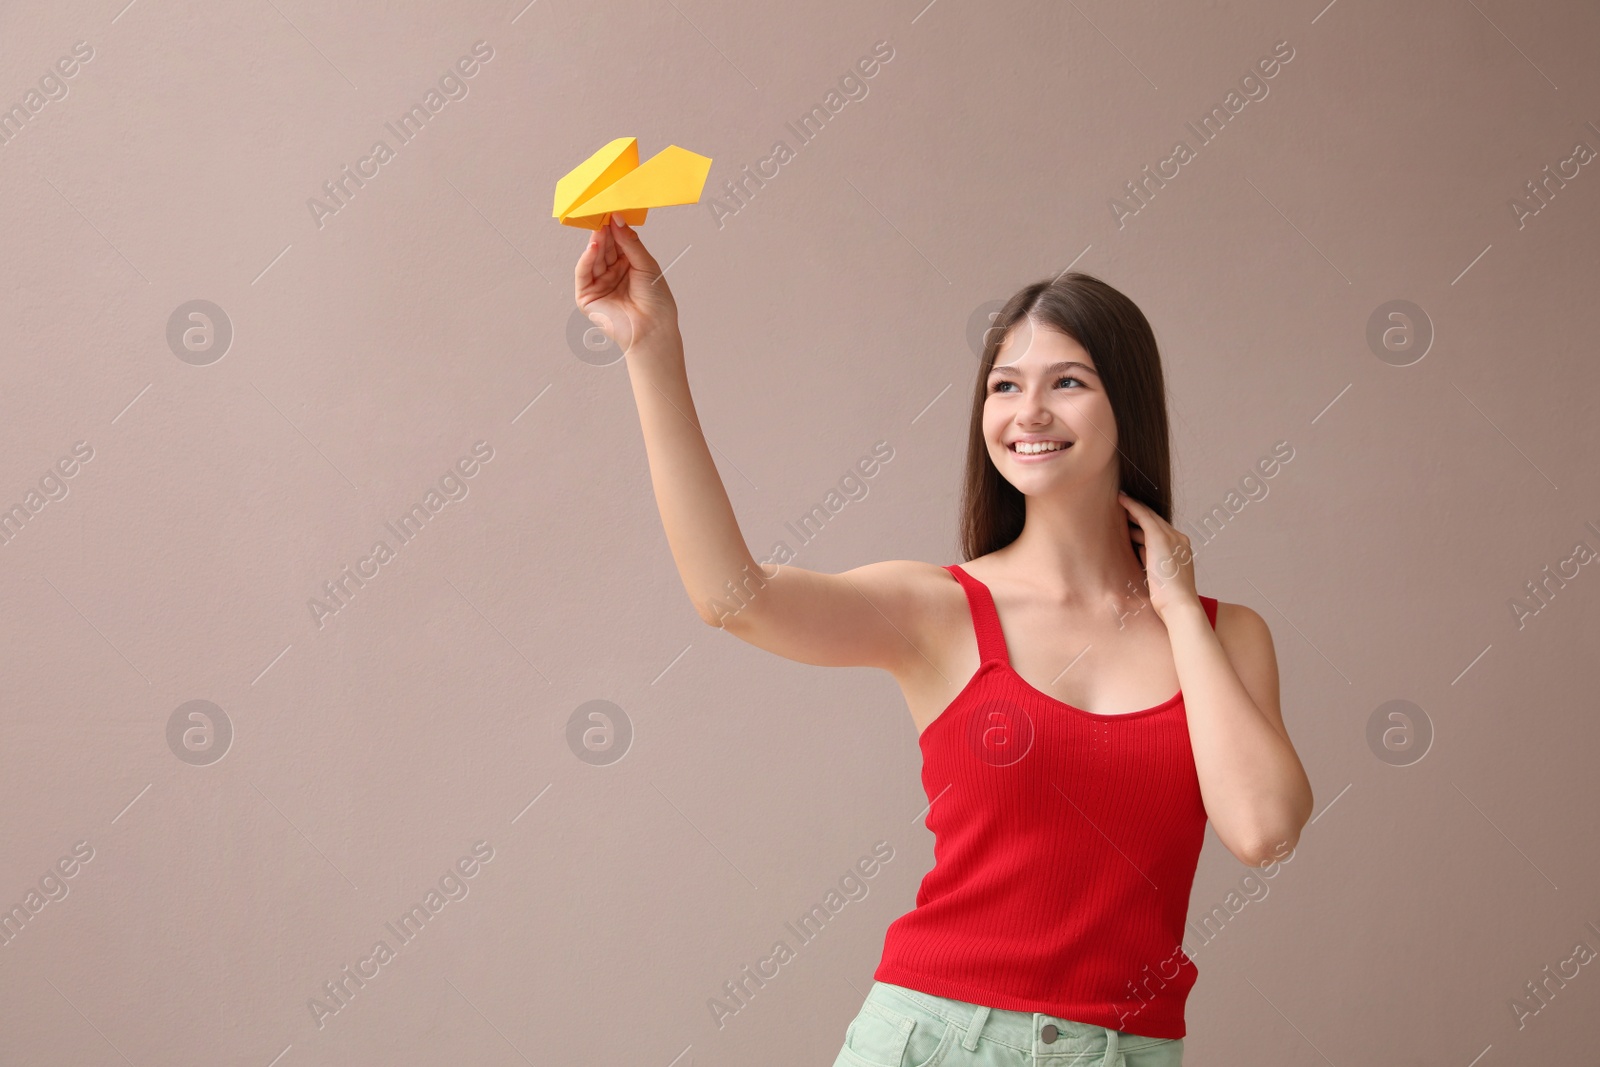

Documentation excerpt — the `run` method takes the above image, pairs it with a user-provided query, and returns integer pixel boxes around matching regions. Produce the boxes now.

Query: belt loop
[962,1004,990,1051]
[1099,1026,1121,1067]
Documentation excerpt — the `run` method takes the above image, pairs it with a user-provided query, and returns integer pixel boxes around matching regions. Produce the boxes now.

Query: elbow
[1232,833,1300,869]
[691,587,734,628]
[705,574,783,633]
[1230,806,1310,868]
[1230,780,1314,868]
[700,597,748,632]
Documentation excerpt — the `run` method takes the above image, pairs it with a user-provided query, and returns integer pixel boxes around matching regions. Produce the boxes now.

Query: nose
[1015,381,1054,425]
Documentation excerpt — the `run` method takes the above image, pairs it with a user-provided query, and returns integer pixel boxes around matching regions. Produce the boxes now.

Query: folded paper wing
[553,137,713,229]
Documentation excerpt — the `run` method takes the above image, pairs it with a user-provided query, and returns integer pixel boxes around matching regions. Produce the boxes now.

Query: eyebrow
[988,360,1099,377]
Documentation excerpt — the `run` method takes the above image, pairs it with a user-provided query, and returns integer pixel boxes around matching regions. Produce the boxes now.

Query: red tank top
[872,563,1218,1040]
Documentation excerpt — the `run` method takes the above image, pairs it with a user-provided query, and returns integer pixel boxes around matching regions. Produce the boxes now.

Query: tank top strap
[1200,594,1219,630]
[944,564,1011,665]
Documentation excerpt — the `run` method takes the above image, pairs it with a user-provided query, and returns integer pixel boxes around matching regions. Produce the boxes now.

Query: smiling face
[983,318,1118,492]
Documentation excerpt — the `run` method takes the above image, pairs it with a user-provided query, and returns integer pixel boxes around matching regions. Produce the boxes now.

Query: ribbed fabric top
[872,563,1218,1040]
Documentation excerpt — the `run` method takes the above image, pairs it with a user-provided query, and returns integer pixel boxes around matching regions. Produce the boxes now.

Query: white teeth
[1013,441,1068,455]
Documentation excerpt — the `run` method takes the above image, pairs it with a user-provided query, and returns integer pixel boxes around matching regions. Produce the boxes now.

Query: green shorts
[833,981,1184,1066]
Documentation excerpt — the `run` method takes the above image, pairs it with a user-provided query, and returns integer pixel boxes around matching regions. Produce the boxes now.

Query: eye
[988,376,1085,393]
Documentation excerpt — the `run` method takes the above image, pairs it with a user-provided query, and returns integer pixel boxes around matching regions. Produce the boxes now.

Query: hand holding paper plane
[553,137,713,230]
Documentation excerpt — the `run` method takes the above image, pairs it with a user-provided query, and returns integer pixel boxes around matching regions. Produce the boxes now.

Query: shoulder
[716,559,961,673]
[1208,599,1286,733]
[1211,599,1267,634]
[1211,600,1274,651]
[831,558,962,626]
[838,558,954,594]
[831,559,965,672]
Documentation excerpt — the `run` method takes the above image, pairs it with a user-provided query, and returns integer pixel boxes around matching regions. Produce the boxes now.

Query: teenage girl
[575,212,1313,1067]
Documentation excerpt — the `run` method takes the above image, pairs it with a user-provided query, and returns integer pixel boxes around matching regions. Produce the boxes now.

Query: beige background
[2,0,1598,1063]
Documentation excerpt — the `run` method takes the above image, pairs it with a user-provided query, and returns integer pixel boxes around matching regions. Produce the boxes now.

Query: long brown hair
[959,272,1173,562]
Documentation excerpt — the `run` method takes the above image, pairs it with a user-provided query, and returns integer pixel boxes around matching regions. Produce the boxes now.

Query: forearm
[1166,602,1312,862]
[623,330,765,625]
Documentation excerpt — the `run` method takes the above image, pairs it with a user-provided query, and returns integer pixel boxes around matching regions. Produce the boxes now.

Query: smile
[1008,441,1072,460]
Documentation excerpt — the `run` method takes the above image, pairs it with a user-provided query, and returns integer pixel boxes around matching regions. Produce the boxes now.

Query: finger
[580,250,611,296]
[591,221,613,273]
[575,229,600,285]
[578,237,615,304]
[609,214,662,273]
[580,256,627,304]
[589,228,614,283]
[605,223,623,270]
[577,233,626,295]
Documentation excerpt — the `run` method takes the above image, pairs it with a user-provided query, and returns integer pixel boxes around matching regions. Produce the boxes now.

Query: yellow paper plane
[553,137,713,229]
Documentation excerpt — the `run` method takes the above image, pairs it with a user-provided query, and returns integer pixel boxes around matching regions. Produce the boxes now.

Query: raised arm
[575,214,927,672]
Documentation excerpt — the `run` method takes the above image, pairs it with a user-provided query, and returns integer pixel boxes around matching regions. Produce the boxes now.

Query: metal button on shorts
[1041,1023,1059,1043]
